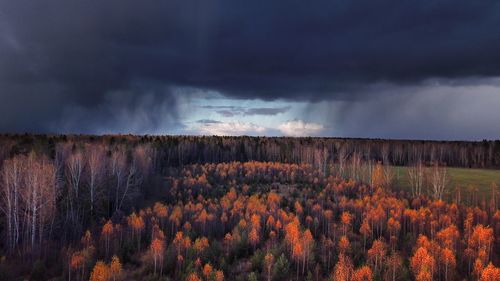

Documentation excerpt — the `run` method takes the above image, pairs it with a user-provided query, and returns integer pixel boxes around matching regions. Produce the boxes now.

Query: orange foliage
[215,270,224,281]
[203,263,213,278]
[480,263,500,281]
[411,247,435,281]
[70,252,84,270]
[352,265,373,281]
[367,239,386,273]
[109,255,122,281]
[186,272,201,281]
[89,261,109,281]
[102,220,114,236]
[333,254,353,281]
[338,235,350,254]
[153,202,168,219]
[81,230,93,248]
[249,227,259,248]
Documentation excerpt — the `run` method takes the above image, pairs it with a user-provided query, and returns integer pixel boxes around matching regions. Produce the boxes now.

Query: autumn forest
[0,134,499,281]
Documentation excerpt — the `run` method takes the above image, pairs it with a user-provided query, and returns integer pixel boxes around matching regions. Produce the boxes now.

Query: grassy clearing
[393,166,500,196]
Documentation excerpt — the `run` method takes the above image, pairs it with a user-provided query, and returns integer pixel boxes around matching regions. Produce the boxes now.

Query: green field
[393,166,500,196]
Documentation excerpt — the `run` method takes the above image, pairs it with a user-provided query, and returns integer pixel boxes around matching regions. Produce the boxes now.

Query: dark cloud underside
[0,1,500,137]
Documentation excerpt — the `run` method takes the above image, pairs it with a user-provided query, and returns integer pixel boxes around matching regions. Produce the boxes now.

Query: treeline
[1,134,500,169]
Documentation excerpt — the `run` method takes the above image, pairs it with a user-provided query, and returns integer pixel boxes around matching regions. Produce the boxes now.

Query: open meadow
[394,166,500,197]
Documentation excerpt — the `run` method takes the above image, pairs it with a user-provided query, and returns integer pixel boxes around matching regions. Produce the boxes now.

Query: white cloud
[196,121,266,136]
[278,119,324,136]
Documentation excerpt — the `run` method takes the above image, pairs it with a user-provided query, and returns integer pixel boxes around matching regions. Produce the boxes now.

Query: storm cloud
[200,105,291,117]
[1,1,500,138]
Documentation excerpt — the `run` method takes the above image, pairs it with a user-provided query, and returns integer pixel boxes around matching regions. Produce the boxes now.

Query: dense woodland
[1,134,500,169]
[0,135,499,280]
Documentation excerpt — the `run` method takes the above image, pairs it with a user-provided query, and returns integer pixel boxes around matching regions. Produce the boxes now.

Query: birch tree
[408,160,425,197]
[21,153,57,252]
[85,144,106,219]
[0,156,23,253]
[66,151,84,224]
[428,163,448,200]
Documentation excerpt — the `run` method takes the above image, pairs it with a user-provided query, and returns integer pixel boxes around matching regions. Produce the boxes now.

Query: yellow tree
[215,270,224,281]
[81,230,93,249]
[479,263,500,281]
[333,254,353,281]
[194,236,209,259]
[292,242,303,280]
[70,251,85,281]
[340,212,352,236]
[441,248,456,281]
[203,263,213,280]
[173,231,184,257]
[264,253,274,281]
[150,238,165,276]
[352,265,373,281]
[360,218,371,251]
[285,220,300,254]
[223,233,233,255]
[101,220,114,257]
[338,235,350,255]
[109,255,122,281]
[89,261,109,281]
[411,247,435,281]
[153,202,168,229]
[367,239,386,274]
[302,229,314,274]
[385,252,402,281]
[474,258,485,279]
[249,227,259,250]
[127,212,145,251]
[187,272,201,281]
[372,162,385,188]
[469,225,494,264]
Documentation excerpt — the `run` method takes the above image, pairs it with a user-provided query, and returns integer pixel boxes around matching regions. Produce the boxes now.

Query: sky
[1,1,500,140]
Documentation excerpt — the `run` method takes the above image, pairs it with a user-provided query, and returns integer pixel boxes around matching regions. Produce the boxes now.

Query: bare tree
[85,144,106,219]
[349,151,362,181]
[407,161,425,197]
[0,156,23,253]
[0,139,14,166]
[21,153,57,253]
[314,147,329,177]
[383,164,395,189]
[111,147,127,212]
[337,145,348,178]
[427,162,448,200]
[391,144,403,166]
[490,182,498,213]
[66,151,84,223]
[133,144,154,181]
[381,144,390,165]
[117,159,141,211]
[112,146,143,212]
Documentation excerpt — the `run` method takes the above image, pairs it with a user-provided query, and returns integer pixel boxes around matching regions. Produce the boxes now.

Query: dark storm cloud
[306,77,500,140]
[244,106,291,116]
[1,1,500,134]
[196,119,222,124]
[53,84,183,134]
[216,110,236,118]
[202,105,291,117]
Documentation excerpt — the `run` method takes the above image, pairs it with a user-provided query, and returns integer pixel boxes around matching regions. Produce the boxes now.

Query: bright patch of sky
[177,91,326,136]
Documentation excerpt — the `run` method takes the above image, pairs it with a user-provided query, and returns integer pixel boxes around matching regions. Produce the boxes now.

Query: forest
[0,134,498,281]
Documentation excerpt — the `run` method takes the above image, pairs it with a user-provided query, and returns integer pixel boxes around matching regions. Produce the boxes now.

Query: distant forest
[1,134,500,169]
